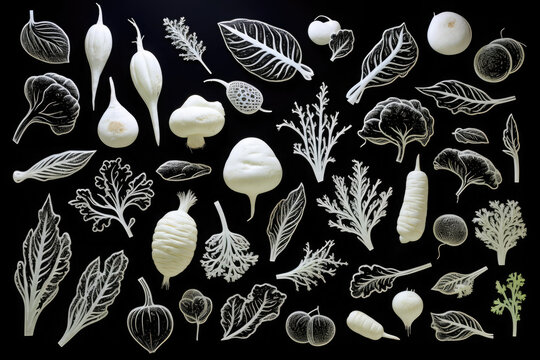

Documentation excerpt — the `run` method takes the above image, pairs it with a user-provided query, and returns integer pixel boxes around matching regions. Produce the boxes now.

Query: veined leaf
[431,266,488,298]
[329,29,355,61]
[14,194,71,336]
[350,263,431,298]
[267,183,306,262]
[13,150,96,183]
[218,18,314,82]
[220,283,286,340]
[452,128,489,144]
[58,250,128,347]
[431,311,494,341]
[416,80,516,115]
[502,114,520,183]
[346,23,418,104]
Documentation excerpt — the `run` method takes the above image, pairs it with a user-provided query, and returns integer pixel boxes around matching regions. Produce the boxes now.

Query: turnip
[427,11,472,55]
[307,15,341,46]
[433,214,468,259]
[223,137,282,220]
[392,290,423,336]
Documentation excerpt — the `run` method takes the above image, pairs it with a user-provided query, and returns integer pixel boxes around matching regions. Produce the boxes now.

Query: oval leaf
[416,80,516,115]
[20,10,70,63]
[329,29,355,61]
[452,128,489,144]
[156,160,211,181]
[13,150,96,183]
[431,266,488,298]
[218,18,314,82]
[430,310,494,341]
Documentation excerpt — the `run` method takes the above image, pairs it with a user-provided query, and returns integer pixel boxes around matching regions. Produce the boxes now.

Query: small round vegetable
[490,32,525,74]
[285,307,335,346]
[433,214,468,259]
[392,290,423,336]
[427,11,472,55]
[308,15,341,45]
[474,43,512,83]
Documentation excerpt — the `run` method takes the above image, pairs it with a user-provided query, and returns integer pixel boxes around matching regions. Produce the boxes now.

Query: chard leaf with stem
[277,82,351,183]
[502,114,520,183]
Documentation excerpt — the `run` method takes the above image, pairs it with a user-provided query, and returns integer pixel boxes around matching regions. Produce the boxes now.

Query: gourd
[152,190,198,289]
[97,77,138,148]
[396,155,428,243]
[169,94,225,149]
[223,137,283,220]
[84,3,112,110]
[129,18,162,146]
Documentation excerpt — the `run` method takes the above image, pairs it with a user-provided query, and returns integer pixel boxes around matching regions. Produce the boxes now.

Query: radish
[392,290,423,336]
[427,11,472,55]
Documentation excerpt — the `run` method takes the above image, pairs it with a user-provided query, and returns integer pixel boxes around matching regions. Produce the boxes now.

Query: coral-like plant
[316,160,393,251]
[276,240,347,291]
[491,272,526,337]
[277,82,351,182]
[472,199,527,265]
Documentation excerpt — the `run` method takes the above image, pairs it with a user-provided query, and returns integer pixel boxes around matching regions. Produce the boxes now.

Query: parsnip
[396,154,428,243]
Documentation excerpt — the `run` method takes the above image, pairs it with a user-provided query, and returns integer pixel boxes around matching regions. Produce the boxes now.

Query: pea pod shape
[127,277,173,353]
[396,154,428,243]
[152,190,198,289]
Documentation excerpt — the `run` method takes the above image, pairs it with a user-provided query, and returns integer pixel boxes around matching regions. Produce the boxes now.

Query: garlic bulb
[97,77,139,148]
[127,277,174,353]
[84,3,112,110]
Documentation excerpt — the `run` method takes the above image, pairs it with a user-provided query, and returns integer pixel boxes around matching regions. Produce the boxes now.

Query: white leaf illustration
[416,79,516,115]
[502,114,520,183]
[452,128,489,144]
[20,10,70,63]
[431,266,488,298]
[329,29,355,61]
[14,194,71,336]
[220,283,287,340]
[218,18,314,82]
[58,250,128,347]
[346,23,418,104]
[13,150,96,183]
[267,183,306,262]
[430,310,494,341]
[200,201,258,282]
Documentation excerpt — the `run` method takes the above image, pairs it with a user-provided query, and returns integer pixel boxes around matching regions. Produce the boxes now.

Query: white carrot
[346,310,400,340]
[84,3,112,110]
[396,154,428,243]
[128,18,162,146]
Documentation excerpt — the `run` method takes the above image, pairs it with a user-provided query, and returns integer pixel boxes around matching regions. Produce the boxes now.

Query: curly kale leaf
[69,158,154,238]
[433,148,502,202]
[358,97,434,162]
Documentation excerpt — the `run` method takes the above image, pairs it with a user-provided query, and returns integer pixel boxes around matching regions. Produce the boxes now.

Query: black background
[5,0,537,357]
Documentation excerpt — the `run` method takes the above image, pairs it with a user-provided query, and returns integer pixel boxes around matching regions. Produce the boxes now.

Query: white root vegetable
[346,310,399,341]
[129,18,162,146]
[392,290,423,336]
[427,11,472,55]
[397,154,428,243]
[223,137,282,221]
[98,77,139,148]
[169,94,225,149]
[84,3,112,110]
[307,15,341,46]
[152,191,198,289]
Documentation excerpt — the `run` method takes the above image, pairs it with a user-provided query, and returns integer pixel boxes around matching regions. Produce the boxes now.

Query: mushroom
[169,95,225,149]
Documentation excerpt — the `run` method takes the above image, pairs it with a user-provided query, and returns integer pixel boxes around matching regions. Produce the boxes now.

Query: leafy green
[491,272,526,337]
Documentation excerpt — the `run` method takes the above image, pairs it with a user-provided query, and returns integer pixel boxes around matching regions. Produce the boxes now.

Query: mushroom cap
[169,95,225,144]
